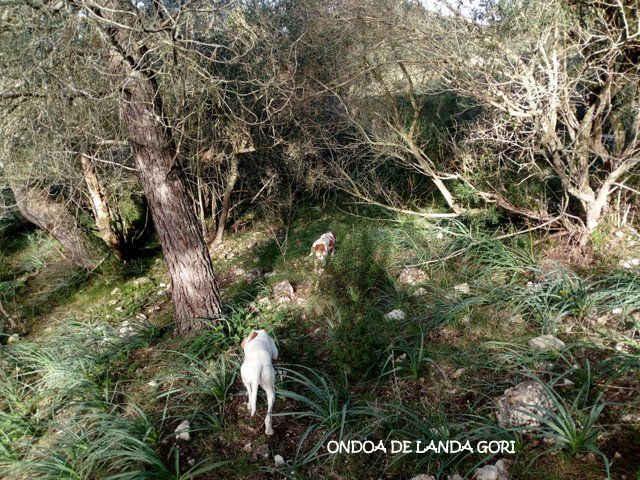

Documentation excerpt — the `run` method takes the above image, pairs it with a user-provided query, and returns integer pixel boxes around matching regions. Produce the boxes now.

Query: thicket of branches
[1,0,639,330]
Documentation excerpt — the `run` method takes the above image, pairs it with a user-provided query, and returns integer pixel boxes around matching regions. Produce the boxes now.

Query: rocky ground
[1,211,639,479]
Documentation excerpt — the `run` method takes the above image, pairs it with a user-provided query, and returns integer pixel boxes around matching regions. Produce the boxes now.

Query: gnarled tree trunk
[98,6,223,334]
[81,154,124,259]
[212,153,239,246]
[10,183,102,270]
[0,299,17,330]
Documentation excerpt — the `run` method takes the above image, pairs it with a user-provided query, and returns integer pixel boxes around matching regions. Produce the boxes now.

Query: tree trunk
[10,183,102,270]
[80,154,124,259]
[584,202,603,232]
[0,300,17,330]
[212,154,239,246]
[100,16,223,334]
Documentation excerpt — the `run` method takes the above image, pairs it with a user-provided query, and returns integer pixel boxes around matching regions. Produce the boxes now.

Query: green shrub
[330,306,386,380]
[321,226,395,379]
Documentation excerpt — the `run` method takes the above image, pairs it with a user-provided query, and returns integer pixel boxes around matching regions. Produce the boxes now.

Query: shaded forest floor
[1,206,640,479]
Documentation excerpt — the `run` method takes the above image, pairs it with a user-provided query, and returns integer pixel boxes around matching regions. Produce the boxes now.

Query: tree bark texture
[81,154,124,259]
[10,183,102,270]
[212,153,239,246]
[100,12,223,334]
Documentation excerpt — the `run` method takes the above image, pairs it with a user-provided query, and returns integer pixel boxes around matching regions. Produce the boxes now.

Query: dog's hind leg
[264,385,276,435]
[242,379,253,412]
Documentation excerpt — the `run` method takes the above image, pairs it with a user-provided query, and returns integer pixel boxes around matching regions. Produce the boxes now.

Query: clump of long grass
[158,352,237,433]
[275,366,377,463]
[4,402,230,480]
[374,402,454,476]
[381,327,437,380]
[590,270,640,316]
[528,366,610,475]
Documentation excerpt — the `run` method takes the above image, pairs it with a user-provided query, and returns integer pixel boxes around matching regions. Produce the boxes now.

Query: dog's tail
[249,366,262,416]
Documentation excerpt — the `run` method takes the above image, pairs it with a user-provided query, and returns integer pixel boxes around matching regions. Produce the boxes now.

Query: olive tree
[438,0,640,239]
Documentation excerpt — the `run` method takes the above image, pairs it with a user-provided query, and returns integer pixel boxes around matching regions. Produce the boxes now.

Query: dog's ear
[241,330,258,350]
[330,231,336,240]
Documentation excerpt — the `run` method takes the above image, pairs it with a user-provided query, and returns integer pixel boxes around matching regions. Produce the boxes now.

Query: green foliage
[325,225,393,300]
[322,226,396,379]
[329,307,386,380]
[532,368,610,474]
[275,366,376,464]
[382,327,435,380]
[159,353,236,429]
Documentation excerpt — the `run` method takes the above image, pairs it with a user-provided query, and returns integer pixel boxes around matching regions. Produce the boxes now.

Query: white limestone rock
[384,309,407,321]
[495,381,554,429]
[174,420,190,441]
[528,335,565,352]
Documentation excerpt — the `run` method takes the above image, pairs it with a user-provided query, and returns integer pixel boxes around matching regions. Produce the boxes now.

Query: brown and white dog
[240,329,278,435]
[310,231,336,261]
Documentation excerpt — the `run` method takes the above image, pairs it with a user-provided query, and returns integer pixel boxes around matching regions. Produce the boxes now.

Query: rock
[410,475,435,480]
[474,465,498,480]
[274,454,285,466]
[612,307,623,315]
[132,276,152,287]
[247,267,266,282]
[528,335,565,352]
[620,259,635,269]
[632,258,640,266]
[251,444,269,460]
[615,230,625,238]
[449,475,464,480]
[452,367,466,379]
[243,442,252,453]
[495,381,554,429]
[147,380,158,387]
[136,313,147,320]
[118,321,135,338]
[454,283,470,294]
[187,458,196,467]
[620,412,640,424]
[533,360,555,372]
[398,266,429,286]
[273,280,295,303]
[615,342,629,352]
[7,333,19,344]
[495,459,511,479]
[384,309,406,321]
[174,420,190,441]
[159,282,167,288]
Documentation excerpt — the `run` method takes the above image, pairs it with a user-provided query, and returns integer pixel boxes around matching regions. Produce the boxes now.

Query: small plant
[528,368,610,476]
[382,328,436,380]
[275,366,376,462]
[159,352,237,427]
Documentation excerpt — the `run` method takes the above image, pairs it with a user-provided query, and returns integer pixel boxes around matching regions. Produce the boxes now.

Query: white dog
[240,329,278,435]
[310,231,336,261]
